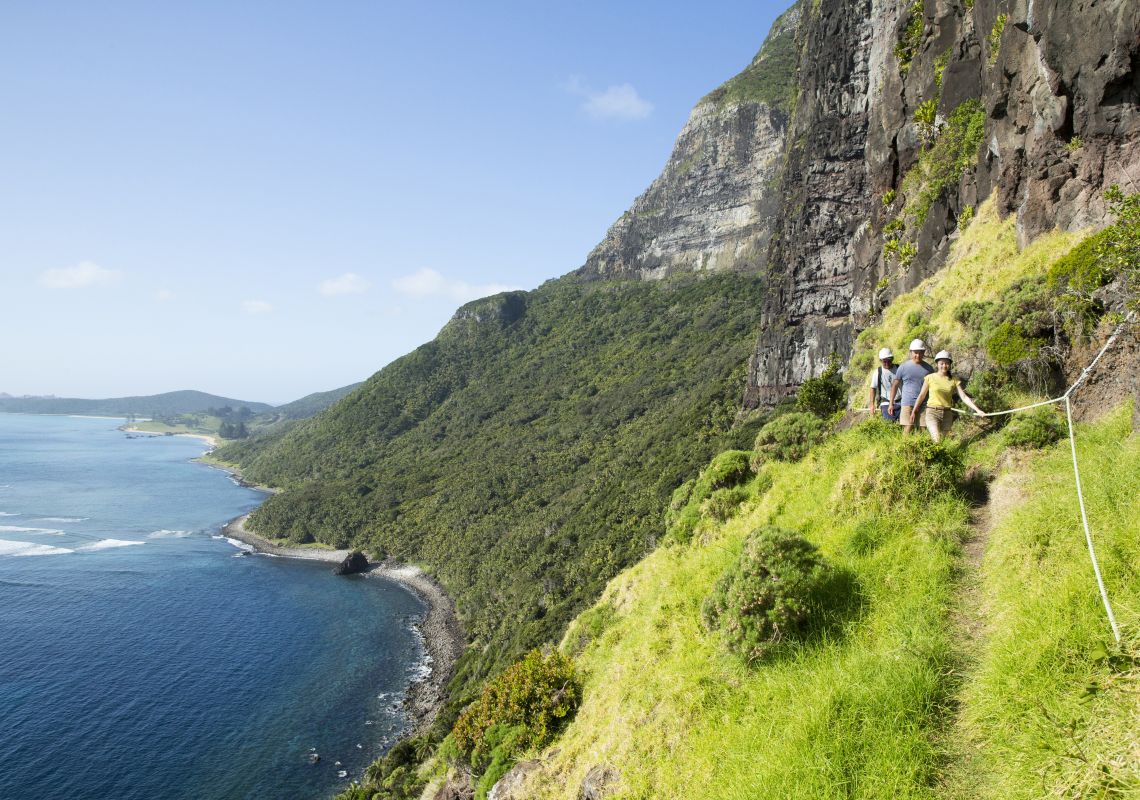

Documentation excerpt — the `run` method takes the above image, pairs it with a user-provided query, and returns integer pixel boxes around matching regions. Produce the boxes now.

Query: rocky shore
[220,514,465,735]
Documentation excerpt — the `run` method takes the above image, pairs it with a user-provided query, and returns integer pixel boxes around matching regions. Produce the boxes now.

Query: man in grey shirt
[889,339,935,435]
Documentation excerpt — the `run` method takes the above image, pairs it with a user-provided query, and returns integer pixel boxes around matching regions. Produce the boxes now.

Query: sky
[1,0,789,404]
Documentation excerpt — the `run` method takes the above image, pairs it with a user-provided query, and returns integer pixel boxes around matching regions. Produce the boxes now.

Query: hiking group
[868,339,985,442]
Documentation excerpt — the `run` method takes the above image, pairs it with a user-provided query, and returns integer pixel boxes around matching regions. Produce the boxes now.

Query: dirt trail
[937,455,1028,798]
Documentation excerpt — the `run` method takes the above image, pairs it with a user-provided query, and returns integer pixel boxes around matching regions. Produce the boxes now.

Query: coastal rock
[487,759,542,800]
[580,765,620,800]
[333,550,369,575]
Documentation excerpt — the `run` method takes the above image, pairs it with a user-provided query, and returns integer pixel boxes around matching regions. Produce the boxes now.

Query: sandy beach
[121,424,219,449]
[221,513,465,733]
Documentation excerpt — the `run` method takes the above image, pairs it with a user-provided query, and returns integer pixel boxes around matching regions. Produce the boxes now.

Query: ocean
[0,413,427,799]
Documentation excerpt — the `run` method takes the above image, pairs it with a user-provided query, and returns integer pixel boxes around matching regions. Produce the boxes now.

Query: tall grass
[955,405,1140,798]
[523,423,971,799]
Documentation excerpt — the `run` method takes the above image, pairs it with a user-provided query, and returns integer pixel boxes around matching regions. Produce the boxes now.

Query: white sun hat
[878,347,893,360]
[934,350,952,362]
[909,338,927,351]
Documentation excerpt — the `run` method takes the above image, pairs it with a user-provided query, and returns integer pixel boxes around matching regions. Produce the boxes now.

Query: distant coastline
[121,423,219,449]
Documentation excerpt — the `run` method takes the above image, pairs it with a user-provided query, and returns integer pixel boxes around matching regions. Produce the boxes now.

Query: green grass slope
[217,273,771,707]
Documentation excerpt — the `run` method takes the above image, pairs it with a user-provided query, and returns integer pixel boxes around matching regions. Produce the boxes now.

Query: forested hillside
[218,274,769,707]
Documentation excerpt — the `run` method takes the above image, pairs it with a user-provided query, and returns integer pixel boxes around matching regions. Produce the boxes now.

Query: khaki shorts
[925,406,954,441]
[901,405,926,428]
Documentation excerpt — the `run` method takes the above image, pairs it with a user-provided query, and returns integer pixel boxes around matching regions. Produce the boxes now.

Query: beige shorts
[925,406,954,440]
[901,405,926,428]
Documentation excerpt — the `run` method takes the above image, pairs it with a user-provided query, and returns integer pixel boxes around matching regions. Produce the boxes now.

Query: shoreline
[121,424,219,449]
[221,513,465,735]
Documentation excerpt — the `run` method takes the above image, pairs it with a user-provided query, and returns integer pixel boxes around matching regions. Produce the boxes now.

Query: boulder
[488,760,542,800]
[333,550,369,575]
[432,767,474,800]
[580,765,619,800]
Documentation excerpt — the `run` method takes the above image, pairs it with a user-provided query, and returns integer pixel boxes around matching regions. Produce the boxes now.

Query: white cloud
[39,260,122,289]
[242,300,273,315]
[392,268,518,304]
[155,289,175,302]
[566,76,653,121]
[319,272,370,296]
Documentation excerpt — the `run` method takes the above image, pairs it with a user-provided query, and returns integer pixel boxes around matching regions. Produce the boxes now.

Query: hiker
[888,339,935,435]
[913,350,985,442]
[868,347,900,421]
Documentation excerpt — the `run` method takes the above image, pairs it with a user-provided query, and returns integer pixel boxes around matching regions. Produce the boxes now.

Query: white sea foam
[78,539,145,551]
[36,517,88,523]
[224,537,255,553]
[0,511,18,516]
[0,525,64,535]
[148,529,191,539]
[0,539,74,557]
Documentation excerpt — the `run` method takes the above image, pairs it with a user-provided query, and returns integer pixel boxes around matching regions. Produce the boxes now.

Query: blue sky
[1,1,788,404]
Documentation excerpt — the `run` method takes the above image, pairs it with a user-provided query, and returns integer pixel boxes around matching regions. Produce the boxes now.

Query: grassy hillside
[217,272,772,710]
[396,190,1139,800]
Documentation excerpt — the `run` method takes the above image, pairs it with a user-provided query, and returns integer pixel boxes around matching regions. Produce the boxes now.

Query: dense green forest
[218,272,770,713]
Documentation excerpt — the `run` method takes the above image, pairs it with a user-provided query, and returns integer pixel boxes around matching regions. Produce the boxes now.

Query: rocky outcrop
[579,765,620,799]
[568,0,1139,406]
[487,759,543,800]
[746,0,1139,404]
[576,7,801,281]
[332,550,369,575]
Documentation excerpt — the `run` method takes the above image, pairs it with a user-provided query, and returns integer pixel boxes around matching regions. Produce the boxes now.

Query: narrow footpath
[937,454,1027,798]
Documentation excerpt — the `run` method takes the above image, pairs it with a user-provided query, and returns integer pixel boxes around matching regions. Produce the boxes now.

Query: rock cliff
[573,0,1140,406]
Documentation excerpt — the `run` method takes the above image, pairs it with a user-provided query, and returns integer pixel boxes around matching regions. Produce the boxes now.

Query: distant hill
[0,390,273,418]
[266,382,363,421]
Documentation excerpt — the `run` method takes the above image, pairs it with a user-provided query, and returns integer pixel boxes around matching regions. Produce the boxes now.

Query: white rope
[936,311,1135,642]
[1065,395,1122,642]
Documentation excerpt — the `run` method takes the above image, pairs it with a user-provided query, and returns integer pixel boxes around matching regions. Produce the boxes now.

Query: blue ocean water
[0,414,427,799]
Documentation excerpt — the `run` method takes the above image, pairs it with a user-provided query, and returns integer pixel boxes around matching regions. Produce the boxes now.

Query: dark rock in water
[333,550,369,575]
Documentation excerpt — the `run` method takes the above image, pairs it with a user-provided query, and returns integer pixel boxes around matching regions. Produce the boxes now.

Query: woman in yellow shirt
[913,350,985,442]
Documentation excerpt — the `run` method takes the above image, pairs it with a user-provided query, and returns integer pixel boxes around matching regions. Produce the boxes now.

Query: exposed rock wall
[576,7,801,281]
[745,0,1140,405]
[571,0,1140,407]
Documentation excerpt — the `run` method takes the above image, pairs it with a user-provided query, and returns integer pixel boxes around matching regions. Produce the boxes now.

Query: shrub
[451,650,580,769]
[753,412,829,463]
[1003,408,1065,449]
[701,526,836,662]
[702,486,751,522]
[882,189,898,206]
[988,13,1007,64]
[900,99,986,226]
[704,450,754,489]
[840,436,965,511]
[566,601,617,656]
[964,369,1014,429]
[914,99,939,147]
[669,479,696,511]
[796,354,847,418]
[958,204,975,230]
[894,1,925,75]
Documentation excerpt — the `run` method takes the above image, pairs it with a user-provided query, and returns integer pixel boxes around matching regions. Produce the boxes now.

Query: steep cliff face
[745,0,1140,405]
[572,0,1139,406]
[576,7,801,280]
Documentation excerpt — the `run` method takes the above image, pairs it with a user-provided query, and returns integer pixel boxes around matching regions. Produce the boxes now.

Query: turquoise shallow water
[0,414,425,799]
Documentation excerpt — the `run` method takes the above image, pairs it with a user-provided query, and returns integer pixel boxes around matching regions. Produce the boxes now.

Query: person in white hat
[867,347,900,421]
[913,350,985,442]
[888,339,935,435]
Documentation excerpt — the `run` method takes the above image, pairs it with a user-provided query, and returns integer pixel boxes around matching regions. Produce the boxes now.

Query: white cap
[909,339,927,351]
[878,347,893,360]
[934,350,952,362]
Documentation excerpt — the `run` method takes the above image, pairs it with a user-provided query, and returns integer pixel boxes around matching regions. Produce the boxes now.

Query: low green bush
[701,486,751,522]
[753,412,829,463]
[840,436,965,511]
[665,503,702,545]
[1003,407,1065,449]
[704,450,754,490]
[701,526,836,662]
[796,354,847,418]
[451,649,580,771]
